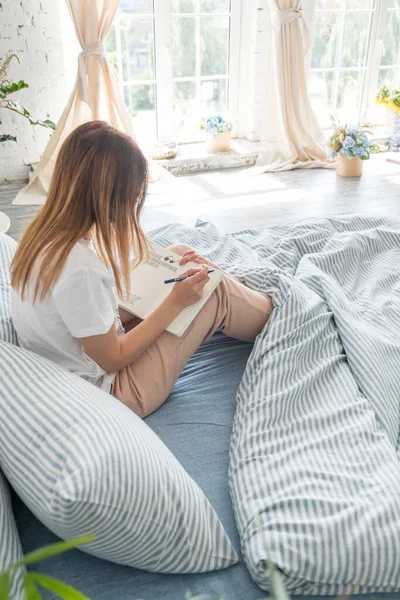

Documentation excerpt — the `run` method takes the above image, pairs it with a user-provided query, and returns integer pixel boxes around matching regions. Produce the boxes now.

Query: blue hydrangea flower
[204,113,232,137]
[342,136,355,149]
[337,123,371,160]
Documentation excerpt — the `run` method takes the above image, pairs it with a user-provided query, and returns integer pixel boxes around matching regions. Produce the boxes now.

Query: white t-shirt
[11,240,124,392]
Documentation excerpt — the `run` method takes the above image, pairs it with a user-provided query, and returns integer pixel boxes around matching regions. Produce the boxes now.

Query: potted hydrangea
[201,113,232,152]
[327,117,372,177]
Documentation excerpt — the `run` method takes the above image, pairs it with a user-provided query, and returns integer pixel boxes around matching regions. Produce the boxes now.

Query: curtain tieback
[271,7,311,54]
[78,43,107,104]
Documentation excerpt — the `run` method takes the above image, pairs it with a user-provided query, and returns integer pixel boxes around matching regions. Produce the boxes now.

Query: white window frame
[111,0,243,144]
[309,0,400,127]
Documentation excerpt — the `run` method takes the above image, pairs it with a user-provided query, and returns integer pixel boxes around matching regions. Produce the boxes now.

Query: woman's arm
[79,266,210,373]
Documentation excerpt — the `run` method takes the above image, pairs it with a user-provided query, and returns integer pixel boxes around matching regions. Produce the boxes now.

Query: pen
[164,269,215,284]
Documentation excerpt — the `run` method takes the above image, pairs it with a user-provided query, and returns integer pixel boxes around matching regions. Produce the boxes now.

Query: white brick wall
[0,0,71,181]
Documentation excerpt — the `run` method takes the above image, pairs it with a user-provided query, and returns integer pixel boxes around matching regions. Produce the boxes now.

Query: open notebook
[118,244,223,337]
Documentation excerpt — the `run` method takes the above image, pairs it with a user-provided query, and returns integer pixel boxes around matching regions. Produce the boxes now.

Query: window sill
[156,138,261,174]
[155,132,392,175]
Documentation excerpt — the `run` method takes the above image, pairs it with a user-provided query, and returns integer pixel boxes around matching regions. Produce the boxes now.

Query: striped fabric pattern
[149,215,400,594]
[0,233,24,599]
[0,471,24,600]
[0,338,238,573]
[0,232,237,574]
[0,233,18,344]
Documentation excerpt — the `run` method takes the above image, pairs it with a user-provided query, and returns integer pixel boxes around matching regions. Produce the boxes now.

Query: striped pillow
[0,470,24,600]
[0,234,25,598]
[0,340,238,573]
[0,233,18,345]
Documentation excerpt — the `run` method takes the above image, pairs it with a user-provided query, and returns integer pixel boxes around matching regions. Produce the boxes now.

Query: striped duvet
[151,214,400,595]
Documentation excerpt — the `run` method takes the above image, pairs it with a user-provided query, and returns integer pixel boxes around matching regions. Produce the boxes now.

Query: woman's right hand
[168,266,210,309]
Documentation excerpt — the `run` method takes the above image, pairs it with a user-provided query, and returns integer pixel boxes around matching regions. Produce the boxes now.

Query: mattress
[13,333,263,600]
[14,330,400,600]
[13,215,400,599]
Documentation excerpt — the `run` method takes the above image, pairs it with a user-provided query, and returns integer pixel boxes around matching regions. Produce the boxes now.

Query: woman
[11,121,273,418]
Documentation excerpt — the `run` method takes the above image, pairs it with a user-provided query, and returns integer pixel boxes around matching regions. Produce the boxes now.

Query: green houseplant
[0,535,94,599]
[0,535,290,600]
[0,52,56,143]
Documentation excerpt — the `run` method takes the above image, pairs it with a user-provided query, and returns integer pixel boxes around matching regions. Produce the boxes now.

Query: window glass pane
[309,71,334,128]
[119,0,153,14]
[347,0,374,8]
[200,16,230,76]
[337,70,363,122]
[172,16,196,77]
[316,0,345,9]
[311,12,340,69]
[173,80,197,137]
[341,12,371,68]
[200,79,228,112]
[200,0,230,13]
[174,80,196,115]
[368,68,398,125]
[381,11,400,66]
[124,84,156,145]
[119,16,155,81]
[171,0,196,12]
[378,67,400,89]
[388,0,400,7]
[105,23,118,71]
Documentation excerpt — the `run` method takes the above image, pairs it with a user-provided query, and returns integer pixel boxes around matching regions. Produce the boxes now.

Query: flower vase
[206,131,231,153]
[388,111,400,152]
[336,153,363,177]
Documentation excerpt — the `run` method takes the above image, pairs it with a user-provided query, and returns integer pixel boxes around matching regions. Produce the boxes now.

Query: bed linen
[7,214,400,599]
[13,332,400,600]
[150,214,400,596]
[12,333,263,600]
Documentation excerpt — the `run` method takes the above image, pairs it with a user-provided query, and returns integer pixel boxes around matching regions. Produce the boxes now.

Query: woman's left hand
[178,249,208,266]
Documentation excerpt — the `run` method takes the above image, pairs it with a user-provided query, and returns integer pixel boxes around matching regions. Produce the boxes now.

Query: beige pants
[112,244,273,418]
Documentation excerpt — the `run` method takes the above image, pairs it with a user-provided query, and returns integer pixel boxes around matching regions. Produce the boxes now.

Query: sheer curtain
[14,0,169,206]
[253,0,334,173]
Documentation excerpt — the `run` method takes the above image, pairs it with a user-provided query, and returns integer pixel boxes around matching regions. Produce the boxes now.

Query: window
[377,1,400,91]
[309,0,400,129]
[106,0,242,147]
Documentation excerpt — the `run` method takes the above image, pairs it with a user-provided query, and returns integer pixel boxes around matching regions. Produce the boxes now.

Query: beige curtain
[253,0,334,173]
[14,0,169,206]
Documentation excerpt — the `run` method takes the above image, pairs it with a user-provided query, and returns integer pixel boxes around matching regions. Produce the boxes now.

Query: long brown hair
[11,121,149,302]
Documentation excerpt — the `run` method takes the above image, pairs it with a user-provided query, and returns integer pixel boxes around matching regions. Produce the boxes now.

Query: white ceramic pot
[336,153,363,177]
[205,131,231,152]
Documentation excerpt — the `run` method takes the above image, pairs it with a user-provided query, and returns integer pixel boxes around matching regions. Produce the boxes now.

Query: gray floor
[1,152,400,240]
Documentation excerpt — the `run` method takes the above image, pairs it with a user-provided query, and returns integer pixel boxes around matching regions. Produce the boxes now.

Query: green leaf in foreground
[23,575,42,600]
[29,573,91,600]
[4,100,56,130]
[0,80,29,97]
[268,560,290,600]
[0,134,17,142]
[0,571,10,600]
[14,534,95,567]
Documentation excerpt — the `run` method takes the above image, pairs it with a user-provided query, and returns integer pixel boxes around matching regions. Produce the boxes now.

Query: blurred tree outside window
[309,0,400,131]
[106,0,238,146]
